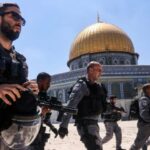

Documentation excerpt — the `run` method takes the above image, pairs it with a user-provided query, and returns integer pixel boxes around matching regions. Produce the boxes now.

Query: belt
[75,119,98,126]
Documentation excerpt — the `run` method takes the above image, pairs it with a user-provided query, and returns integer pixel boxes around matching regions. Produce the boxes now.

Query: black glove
[58,127,68,139]
[44,120,58,138]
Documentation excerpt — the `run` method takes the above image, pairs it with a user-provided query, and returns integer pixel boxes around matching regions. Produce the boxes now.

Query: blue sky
[5,0,150,79]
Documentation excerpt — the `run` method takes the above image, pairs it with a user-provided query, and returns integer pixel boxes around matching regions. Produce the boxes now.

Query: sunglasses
[0,11,26,26]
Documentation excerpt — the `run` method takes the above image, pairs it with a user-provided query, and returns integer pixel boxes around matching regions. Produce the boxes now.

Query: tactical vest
[0,45,28,84]
[0,46,36,132]
[75,78,107,119]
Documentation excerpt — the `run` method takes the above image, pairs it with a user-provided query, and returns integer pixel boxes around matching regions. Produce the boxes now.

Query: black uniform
[0,44,28,84]
[0,44,35,150]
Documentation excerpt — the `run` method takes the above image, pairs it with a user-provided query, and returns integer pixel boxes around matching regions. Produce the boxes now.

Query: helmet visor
[1,115,41,149]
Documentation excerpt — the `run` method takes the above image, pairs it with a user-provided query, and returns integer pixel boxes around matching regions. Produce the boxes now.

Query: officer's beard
[1,20,20,41]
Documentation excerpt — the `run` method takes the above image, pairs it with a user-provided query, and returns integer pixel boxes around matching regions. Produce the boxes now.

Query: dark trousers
[76,120,103,150]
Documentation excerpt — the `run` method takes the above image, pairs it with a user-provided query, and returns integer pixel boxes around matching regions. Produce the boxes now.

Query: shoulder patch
[68,77,87,95]
[142,100,148,107]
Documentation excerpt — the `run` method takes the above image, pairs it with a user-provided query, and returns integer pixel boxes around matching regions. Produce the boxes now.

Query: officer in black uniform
[130,83,150,150]
[36,72,57,137]
[102,96,126,150]
[0,3,40,150]
[58,61,107,150]
[28,72,58,150]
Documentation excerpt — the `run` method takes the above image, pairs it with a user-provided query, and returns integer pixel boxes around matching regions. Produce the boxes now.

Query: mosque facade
[49,21,150,118]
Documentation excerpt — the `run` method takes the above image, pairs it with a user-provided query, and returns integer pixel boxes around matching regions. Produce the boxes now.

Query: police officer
[0,2,38,98]
[102,96,126,150]
[28,72,58,150]
[37,72,58,138]
[130,83,150,150]
[0,3,40,150]
[58,61,107,150]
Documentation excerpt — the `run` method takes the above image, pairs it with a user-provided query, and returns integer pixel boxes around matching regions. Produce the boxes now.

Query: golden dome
[69,22,134,61]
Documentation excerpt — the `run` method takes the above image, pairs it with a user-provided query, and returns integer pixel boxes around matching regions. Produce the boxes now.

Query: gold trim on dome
[69,22,134,61]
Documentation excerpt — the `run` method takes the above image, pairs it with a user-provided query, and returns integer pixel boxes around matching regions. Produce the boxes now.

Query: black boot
[142,144,147,150]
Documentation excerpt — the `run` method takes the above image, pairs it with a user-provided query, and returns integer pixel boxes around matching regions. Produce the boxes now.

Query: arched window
[124,59,131,65]
[112,58,119,65]
[99,57,106,65]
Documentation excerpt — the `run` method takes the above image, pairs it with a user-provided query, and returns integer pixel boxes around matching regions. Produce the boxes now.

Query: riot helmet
[1,112,41,149]
[0,90,42,149]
